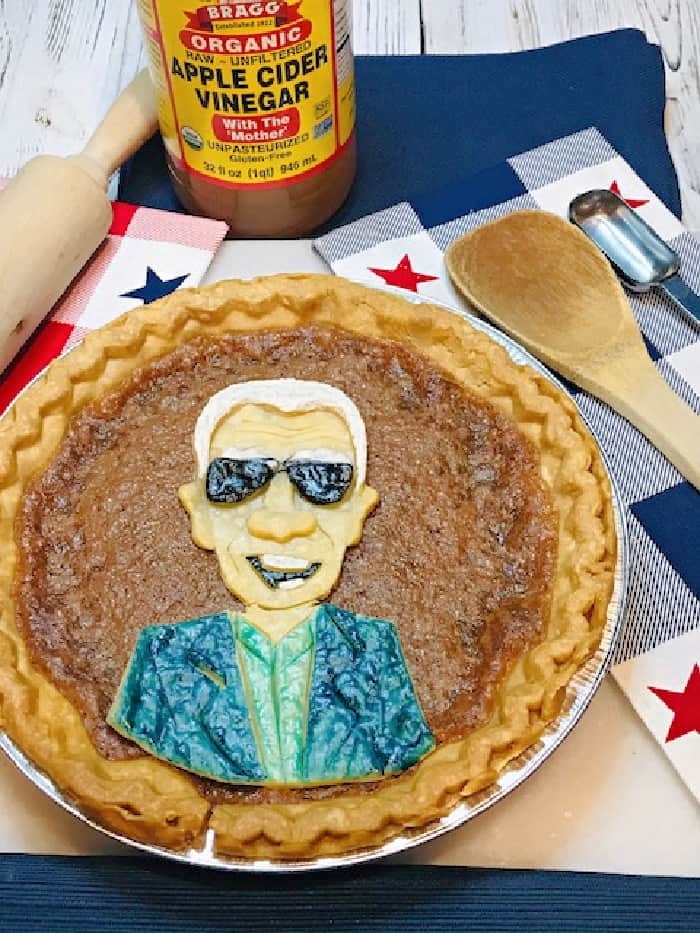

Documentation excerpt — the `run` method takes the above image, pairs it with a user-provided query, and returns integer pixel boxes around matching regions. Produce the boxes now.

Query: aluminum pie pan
[0,287,628,872]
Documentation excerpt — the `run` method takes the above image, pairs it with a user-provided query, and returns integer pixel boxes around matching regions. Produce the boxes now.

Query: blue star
[121,267,189,304]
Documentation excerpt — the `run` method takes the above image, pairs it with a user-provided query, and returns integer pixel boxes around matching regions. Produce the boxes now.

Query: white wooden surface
[1,0,699,874]
[1,1,699,225]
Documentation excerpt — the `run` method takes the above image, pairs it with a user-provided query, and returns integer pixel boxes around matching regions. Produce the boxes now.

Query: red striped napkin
[0,200,227,413]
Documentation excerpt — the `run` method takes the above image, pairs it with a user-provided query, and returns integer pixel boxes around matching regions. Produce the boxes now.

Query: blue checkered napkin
[314,128,700,799]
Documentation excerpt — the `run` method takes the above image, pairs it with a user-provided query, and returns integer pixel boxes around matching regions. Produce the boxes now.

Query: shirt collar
[234,609,319,669]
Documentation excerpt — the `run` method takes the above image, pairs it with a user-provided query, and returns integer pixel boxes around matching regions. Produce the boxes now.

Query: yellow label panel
[140,1,355,189]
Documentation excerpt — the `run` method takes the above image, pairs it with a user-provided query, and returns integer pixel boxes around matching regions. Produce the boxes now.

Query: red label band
[179,19,310,53]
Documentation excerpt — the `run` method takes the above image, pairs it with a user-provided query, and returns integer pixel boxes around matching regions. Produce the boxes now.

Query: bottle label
[138,0,354,189]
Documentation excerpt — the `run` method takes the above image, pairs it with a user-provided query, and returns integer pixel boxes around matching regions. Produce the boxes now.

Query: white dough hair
[193,378,367,485]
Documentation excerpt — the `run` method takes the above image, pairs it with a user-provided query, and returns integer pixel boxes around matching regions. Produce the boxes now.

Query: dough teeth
[261,554,310,571]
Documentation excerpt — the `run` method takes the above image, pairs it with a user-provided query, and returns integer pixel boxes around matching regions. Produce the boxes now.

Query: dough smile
[246,555,321,588]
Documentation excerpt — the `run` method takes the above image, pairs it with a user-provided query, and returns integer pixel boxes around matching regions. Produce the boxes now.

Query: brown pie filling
[15,326,556,805]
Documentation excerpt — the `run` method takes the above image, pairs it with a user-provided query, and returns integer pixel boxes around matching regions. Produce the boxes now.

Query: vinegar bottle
[136,1,356,236]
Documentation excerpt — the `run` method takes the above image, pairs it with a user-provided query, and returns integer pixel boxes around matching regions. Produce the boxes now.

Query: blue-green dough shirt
[108,604,435,786]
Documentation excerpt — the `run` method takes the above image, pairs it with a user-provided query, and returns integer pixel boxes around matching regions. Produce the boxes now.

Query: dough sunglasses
[206,457,354,506]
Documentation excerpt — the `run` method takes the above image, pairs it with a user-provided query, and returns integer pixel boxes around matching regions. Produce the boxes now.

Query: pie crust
[0,274,616,859]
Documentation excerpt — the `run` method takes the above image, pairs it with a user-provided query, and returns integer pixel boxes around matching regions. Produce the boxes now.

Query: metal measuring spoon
[569,188,700,325]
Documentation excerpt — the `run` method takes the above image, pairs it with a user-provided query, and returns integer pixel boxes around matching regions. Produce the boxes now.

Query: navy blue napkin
[119,29,681,230]
[2,857,699,932]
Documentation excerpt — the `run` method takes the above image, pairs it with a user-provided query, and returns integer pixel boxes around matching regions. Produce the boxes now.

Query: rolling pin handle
[78,70,159,189]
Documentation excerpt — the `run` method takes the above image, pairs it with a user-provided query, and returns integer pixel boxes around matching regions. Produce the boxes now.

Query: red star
[648,663,700,742]
[368,254,438,293]
[610,179,649,209]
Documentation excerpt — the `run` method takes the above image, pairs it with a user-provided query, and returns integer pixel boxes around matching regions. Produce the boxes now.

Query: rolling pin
[0,69,158,374]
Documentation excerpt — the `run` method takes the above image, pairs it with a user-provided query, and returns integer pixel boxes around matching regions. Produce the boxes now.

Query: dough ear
[346,484,379,545]
[178,480,215,550]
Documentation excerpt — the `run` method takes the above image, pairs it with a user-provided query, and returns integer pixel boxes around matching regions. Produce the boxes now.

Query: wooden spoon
[445,210,700,491]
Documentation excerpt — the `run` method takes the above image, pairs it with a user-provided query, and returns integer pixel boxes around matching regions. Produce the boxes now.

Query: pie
[0,274,616,860]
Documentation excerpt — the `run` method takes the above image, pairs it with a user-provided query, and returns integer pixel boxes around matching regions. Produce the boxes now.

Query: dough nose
[246,509,317,542]
[246,473,317,541]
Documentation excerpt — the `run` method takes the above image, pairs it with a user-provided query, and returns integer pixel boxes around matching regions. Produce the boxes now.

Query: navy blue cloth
[0,858,698,932]
[632,482,700,599]
[119,29,681,231]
